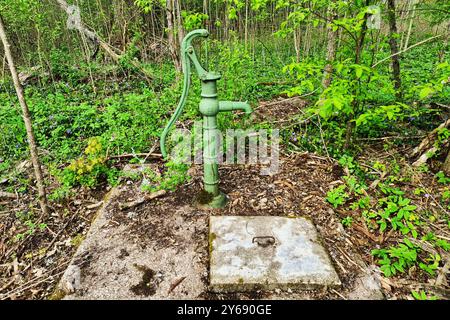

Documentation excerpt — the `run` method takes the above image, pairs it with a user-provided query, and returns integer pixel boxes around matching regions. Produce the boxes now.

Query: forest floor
[55,152,380,300]
[0,97,449,300]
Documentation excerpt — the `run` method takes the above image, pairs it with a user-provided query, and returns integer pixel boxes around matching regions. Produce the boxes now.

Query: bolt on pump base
[160,29,252,208]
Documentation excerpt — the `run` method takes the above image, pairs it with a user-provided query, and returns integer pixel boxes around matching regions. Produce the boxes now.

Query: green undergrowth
[326,154,450,298]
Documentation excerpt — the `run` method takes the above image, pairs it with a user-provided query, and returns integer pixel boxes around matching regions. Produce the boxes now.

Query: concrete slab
[56,187,210,300]
[209,216,341,292]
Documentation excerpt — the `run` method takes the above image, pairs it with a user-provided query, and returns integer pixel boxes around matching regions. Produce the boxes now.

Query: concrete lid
[209,216,341,292]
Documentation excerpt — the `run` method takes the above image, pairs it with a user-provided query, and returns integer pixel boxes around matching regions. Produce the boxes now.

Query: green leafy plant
[372,239,419,277]
[436,171,450,184]
[419,254,441,276]
[14,211,47,241]
[368,195,418,237]
[142,161,190,193]
[326,185,349,208]
[344,175,367,195]
[182,11,209,30]
[414,62,450,100]
[435,239,450,251]
[350,196,371,210]
[411,290,438,300]
[59,137,119,188]
[341,216,353,228]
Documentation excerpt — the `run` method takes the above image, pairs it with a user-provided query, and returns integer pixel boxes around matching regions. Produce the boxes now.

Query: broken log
[412,146,439,167]
[411,119,450,158]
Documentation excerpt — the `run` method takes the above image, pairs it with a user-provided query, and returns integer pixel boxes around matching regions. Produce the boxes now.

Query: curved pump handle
[160,29,210,158]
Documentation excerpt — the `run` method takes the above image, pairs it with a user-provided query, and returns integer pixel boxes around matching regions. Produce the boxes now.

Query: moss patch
[48,288,67,300]
[130,264,157,296]
[196,189,214,205]
[209,232,217,255]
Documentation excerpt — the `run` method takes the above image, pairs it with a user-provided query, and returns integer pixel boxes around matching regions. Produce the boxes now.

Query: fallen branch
[357,135,425,142]
[353,223,382,243]
[372,34,444,68]
[120,190,166,210]
[108,153,162,161]
[55,0,153,81]
[411,119,450,158]
[432,102,450,110]
[412,146,440,167]
[86,201,103,210]
[0,191,16,199]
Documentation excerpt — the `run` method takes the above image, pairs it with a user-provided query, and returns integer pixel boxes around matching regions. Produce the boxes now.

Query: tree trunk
[175,0,184,48]
[440,22,449,63]
[403,0,416,51]
[0,15,49,215]
[322,3,338,88]
[244,0,249,49]
[387,0,402,99]
[293,28,300,62]
[165,0,181,71]
[344,3,369,150]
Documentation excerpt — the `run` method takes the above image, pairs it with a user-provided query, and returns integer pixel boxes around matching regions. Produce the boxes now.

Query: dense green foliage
[0,0,449,299]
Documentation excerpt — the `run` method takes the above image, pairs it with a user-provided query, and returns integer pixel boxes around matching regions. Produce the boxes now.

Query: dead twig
[372,34,445,68]
[168,276,186,294]
[86,201,103,210]
[335,245,365,272]
[120,190,167,210]
[353,223,382,244]
[331,288,347,300]
[108,153,162,161]
[0,261,69,300]
[0,191,16,199]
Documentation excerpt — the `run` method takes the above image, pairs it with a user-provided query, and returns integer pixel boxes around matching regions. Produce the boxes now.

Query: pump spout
[219,101,252,115]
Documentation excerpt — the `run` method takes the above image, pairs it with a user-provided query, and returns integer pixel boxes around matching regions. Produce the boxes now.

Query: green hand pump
[160,29,252,208]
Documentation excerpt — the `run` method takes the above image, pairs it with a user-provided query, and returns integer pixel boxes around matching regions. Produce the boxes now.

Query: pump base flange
[196,191,228,209]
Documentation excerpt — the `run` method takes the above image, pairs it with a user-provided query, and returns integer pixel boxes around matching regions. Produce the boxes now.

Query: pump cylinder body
[201,79,220,197]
